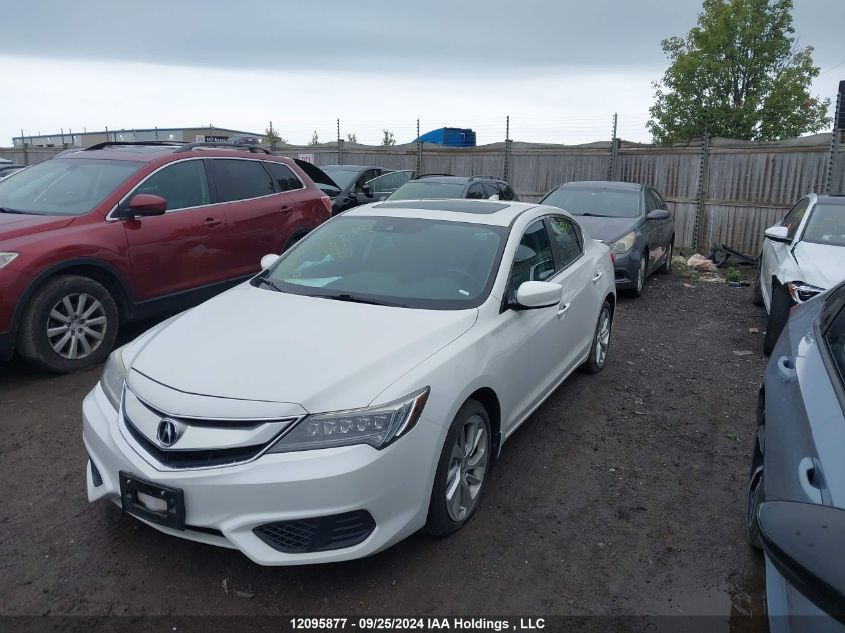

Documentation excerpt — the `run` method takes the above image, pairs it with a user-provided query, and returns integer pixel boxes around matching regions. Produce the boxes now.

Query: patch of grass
[725,267,741,283]
[672,257,700,281]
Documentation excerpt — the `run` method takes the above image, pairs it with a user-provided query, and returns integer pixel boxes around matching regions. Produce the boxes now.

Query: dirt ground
[0,268,771,627]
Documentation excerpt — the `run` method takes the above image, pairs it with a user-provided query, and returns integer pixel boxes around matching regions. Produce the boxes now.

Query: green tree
[648,0,830,143]
[346,133,358,143]
[380,129,396,147]
[264,123,287,149]
[309,130,320,146]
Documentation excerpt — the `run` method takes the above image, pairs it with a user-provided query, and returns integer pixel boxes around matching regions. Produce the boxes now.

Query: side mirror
[758,501,845,623]
[646,209,670,221]
[764,225,791,243]
[260,254,280,269]
[513,281,562,309]
[362,184,373,197]
[122,194,166,218]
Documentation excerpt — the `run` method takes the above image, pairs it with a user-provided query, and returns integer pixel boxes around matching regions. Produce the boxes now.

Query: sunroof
[373,200,510,214]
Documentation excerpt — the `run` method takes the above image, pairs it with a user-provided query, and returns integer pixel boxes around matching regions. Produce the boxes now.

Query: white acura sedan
[83,198,616,565]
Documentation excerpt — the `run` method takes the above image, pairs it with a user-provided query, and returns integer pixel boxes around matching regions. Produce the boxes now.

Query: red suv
[0,141,334,372]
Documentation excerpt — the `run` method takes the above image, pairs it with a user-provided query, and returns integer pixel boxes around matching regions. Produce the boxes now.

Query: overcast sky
[1,0,842,146]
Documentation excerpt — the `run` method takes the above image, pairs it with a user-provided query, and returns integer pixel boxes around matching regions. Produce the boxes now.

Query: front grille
[124,416,267,469]
[254,511,376,554]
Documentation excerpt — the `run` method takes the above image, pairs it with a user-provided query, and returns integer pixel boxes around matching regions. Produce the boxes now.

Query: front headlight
[100,347,127,411]
[268,387,430,453]
[610,232,636,255]
[0,252,19,270]
[787,281,825,304]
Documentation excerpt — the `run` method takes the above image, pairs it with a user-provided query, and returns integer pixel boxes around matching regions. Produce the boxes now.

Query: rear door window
[481,182,500,198]
[132,159,210,211]
[264,162,302,193]
[209,159,275,202]
[548,216,583,269]
[781,198,810,240]
[466,183,485,199]
[498,183,516,201]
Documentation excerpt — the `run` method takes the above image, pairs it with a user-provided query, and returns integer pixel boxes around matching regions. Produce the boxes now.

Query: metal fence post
[825,89,842,194]
[415,119,423,175]
[503,116,511,181]
[693,131,711,251]
[607,113,618,181]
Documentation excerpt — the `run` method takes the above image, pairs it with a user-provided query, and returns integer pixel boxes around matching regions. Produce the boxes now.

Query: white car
[755,193,845,354]
[83,199,616,565]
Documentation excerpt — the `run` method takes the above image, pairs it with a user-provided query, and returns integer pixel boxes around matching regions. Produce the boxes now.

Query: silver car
[747,279,845,631]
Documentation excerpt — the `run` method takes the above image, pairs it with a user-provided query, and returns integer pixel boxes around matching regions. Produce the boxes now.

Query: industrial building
[11,126,263,148]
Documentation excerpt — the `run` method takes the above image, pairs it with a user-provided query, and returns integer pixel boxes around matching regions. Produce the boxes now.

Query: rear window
[542,187,641,219]
[387,181,467,201]
[0,158,142,216]
[265,162,303,192]
[209,159,275,202]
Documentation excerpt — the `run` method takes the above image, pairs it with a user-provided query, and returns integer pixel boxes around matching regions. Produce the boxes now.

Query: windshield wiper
[316,293,406,307]
[0,207,32,214]
[577,212,613,218]
[253,276,282,292]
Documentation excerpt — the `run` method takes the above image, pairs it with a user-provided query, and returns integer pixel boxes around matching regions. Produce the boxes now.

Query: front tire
[746,425,765,550]
[17,275,118,373]
[582,300,613,374]
[425,399,492,537]
[762,284,792,356]
[625,254,647,298]
[658,241,673,274]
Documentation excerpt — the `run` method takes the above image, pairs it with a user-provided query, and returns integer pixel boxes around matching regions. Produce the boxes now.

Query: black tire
[425,399,492,537]
[624,253,648,298]
[762,284,792,356]
[17,275,119,373]
[658,240,673,274]
[752,265,764,307]
[746,424,765,550]
[581,300,613,374]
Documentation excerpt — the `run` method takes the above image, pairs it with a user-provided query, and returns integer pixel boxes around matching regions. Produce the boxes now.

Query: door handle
[557,303,571,319]
[202,218,223,227]
[280,205,290,212]
[798,457,823,504]
[592,271,603,284]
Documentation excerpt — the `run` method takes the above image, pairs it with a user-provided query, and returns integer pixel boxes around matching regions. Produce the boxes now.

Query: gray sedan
[540,181,674,297]
[747,279,845,632]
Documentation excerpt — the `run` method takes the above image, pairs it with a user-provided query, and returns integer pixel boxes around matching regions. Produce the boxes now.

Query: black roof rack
[412,173,455,179]
[84,141,183,151]
[468,175,502,181]
[176,142,270,154]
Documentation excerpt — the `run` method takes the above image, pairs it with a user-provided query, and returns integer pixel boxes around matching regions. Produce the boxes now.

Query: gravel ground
[0,269,770,627]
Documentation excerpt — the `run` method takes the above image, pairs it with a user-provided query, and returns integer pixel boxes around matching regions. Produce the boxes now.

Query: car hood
[129,284,478,413]
[792,242,845,289]
[570,215,640,243]
[0,213,74,241]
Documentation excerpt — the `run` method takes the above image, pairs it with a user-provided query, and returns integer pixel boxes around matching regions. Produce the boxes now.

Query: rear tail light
[320,196,332,215]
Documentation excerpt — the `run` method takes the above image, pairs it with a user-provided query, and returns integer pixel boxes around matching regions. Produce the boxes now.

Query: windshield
[387,181,466,201]
[541,187,641,218]
[263,216,507,309]
[0,158,142,216]
[802,204,845,247]
[321,168,360,190]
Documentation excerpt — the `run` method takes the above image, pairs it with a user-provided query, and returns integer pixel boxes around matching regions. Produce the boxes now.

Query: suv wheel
[17,275,119,373]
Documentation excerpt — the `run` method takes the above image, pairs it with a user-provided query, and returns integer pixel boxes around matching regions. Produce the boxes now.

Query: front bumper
[83,383,444,565]
[609,250,641,289]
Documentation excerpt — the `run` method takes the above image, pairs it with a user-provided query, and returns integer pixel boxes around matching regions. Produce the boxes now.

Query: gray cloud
[2,0,839,76]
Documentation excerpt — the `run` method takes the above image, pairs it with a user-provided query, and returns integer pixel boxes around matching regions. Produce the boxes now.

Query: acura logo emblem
[156,418,179,448]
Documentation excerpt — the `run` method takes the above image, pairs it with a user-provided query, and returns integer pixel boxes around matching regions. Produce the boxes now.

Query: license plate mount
[119,471,185,531]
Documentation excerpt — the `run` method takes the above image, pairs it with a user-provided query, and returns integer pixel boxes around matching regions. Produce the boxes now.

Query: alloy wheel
[445,414,489,522]
[46,293,108,360]
[595,308,611,367]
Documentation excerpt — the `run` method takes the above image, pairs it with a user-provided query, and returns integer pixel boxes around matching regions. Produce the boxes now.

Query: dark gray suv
[387,175,518,202]
[540,181,674,297]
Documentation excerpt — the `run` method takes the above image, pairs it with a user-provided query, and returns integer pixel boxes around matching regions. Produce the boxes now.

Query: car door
[643,187,669,272]
[207,157,291,278]
[351,169,382,206]
[366,170,414,200]
[546,215,600,371]
[119,158,229,301]
[761,197,810,308]
[499,219,575,434]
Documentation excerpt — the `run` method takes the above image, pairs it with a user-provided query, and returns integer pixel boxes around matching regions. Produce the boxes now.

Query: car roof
[816,194,845,205]
[343,199,543,227]
[321,164,379,171]
[55,143,291,164]
[561,180,643,192]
